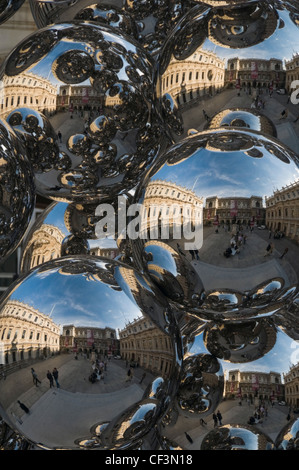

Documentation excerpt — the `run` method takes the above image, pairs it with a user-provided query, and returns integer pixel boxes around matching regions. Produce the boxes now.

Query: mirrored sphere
[156,1,299,143]
[275,417,299,450]
[175,353,224,419]
[200,424,274,450]
[130,127,299,322]
[0,256,182,449]
[20,200,122,273]
[0,117,35,263]
[160,317,296,449]
[28,0,193,56]
[0,0,25,25]
[0,21,167,203]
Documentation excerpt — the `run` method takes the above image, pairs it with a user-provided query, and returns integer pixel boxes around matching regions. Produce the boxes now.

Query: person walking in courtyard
[47,370,54,388]
[184,432,193,444]
[52,367,60,388]
[217,410,223,426]
[213,413,218,427]
[31,368,41,386]
[279,247,288,259]
[17,401,30,414]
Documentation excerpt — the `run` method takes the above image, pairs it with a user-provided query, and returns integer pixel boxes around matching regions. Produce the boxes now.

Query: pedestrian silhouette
[17,400,30,414]
[279,247,288,259]
[217,410,223,425]
[47,370,54,388]
[184,432,193,444]
[52,368,60,388]
[31,368,41,386]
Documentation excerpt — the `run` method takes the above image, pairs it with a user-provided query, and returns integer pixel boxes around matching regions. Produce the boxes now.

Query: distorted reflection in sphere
[0,118,35,263]
[159,314,298,448]
[206,108,277,137]
[275,417,299,450]
[0,0,25,25]
[200,424,274,450]
[203,319,277,362]
[176,353,224,418]
[130,127,299,322]
[156,1,299,141]
[28,0,192,55]
[6,108,63,173]
[0,21,167,203]
[20,199,123,273]
[0,256,181,450]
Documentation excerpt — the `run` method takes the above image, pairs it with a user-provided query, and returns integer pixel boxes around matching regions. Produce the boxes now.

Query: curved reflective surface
[275,417,299,450]
[156,1,299,141]
[0,21,167,203]
[20,200,123,273]
[28,0,192,56]
[0,0,25,25]
[0,256,181,449]
[130,127,299,322]
[158,316,298,449]
[200,423,274,450]
[0,117,35,263]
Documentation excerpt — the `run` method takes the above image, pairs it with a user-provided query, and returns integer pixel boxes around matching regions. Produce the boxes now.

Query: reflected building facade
[283,362,299,409]
[0,300,60,369]
[119,316,174,379]
[159,47,225,106]
[142,180,203,239]
[285,53,299,94]
[265,180,299,241]
[60,324,119,357]
[21,223,65,272]
[225,57,285,90]
[204,195,265,227]
[0,72,57,118]
[225,369,284,402]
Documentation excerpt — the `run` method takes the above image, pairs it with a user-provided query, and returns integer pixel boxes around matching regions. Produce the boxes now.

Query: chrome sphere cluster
[0,0,299,452]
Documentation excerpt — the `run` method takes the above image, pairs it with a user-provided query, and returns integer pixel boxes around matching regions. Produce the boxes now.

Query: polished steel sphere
[28,0,192,56]
[0,117,35,264]
[0,21,167,203]
[20,200,122,273]
[156,1,299,141]
[130,126,299,322]
[0,255,182,449]
[0,0,25,25]
[200,423,274,450]
[275,417,299,450]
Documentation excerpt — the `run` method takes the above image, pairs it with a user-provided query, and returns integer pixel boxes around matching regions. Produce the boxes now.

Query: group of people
[31,366,60,389]
[223,231,247,258]
[46,368,60,388]
[212,410,223,427]
[248,404,268,425]
[89,358,107,383]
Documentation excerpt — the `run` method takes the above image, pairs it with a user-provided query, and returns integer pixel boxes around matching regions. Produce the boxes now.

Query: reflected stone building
[60,324,119,357]
[225,369,284,402]
[159,47,225,107]
[21,224,65,272]
[0,72,57,118]
[266,180,299,242]
[204,195,265,227]
[0,300,60,369]
[285,53,299,93]
[119,316,174,378]
[284,362,299,409]
[225,57,285,90]
[141,180,203,238]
